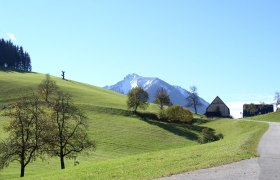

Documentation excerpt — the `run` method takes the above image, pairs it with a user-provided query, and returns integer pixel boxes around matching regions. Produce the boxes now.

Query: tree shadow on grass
[79,105,207,142]
[140,117,204,141]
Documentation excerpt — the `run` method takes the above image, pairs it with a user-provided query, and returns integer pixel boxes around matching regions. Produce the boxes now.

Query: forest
[0,38,31,71]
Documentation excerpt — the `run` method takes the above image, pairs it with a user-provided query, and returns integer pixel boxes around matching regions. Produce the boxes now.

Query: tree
[47,91,94,169]
[0,95,45,177]
[127,87,149,112]
[61,71,65,80]
[37,75,94,169]
[154,87,171,110]
[38,74,58,103]
[186,86,202,114]
[246,103,258,115]
[275,92,280,108]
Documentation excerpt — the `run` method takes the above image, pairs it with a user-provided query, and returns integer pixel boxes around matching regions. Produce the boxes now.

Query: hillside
[105,74,209,114]
[246,111,280,122]
[0,71,268,179]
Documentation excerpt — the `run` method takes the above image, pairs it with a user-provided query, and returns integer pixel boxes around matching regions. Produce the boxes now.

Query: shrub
[198,128,223,144]
[164,105,193,123]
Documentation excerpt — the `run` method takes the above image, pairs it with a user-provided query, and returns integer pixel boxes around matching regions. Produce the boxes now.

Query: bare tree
[154,87,171,110]
[0,95,45,177]
[47,91,94,169]
[61,71,65,80]
[186,86,202,114]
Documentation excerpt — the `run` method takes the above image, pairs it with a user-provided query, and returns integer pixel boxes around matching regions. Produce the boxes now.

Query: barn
[205,96,230,118]
[243,104,274,117]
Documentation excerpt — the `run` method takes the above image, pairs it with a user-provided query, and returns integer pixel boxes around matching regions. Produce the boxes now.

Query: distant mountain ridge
[104,74,209,114]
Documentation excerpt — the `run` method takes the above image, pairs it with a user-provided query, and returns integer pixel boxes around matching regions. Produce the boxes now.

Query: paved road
[158,122,280,180]
[258,122,280,180]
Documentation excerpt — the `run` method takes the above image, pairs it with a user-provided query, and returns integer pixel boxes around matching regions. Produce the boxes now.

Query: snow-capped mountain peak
[104,74,209,114]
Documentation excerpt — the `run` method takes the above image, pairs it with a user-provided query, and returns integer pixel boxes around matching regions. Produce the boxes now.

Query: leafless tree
[186,86,202,114]
[38,74,58,103]
[154,87,171,110]
[47,91,94,169]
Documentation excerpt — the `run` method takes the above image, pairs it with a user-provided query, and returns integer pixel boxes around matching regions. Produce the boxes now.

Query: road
[158,122,280,180]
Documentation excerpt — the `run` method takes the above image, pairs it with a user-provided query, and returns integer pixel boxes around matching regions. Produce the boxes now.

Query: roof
[206,96,230,112]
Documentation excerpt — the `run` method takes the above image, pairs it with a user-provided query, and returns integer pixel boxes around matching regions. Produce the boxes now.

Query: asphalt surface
[158,122,280,180]
[258,122,280,180]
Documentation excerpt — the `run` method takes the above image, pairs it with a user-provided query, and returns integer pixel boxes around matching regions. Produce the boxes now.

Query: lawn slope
[0,71,269,179]
[26,120,268,180]
[246,111,280,122]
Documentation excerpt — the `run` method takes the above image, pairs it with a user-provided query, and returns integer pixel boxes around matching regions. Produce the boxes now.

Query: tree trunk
[20,163,25,177]
[194,104,197,114]
[160,102,163,111]
[134,105,138,113]
[60,151,65,169]
[20,127,25,177]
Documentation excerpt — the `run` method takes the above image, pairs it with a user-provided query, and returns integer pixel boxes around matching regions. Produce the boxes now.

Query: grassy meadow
[0,71,269,179]
[245,111,280,122]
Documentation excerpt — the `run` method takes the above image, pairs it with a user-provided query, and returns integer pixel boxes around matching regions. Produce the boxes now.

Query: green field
[245,111,280,122]
[0,71,269,179]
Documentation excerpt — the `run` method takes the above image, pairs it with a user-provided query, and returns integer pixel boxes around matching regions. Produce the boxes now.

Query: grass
[245,111,280,122]
[21,120,268,180]
[0,71,269,179]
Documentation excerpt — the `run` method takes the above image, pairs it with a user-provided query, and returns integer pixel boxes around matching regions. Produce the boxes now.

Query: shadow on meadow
[80,105,211,142]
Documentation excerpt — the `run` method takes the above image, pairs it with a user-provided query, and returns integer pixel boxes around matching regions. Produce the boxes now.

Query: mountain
[104,74,209,114]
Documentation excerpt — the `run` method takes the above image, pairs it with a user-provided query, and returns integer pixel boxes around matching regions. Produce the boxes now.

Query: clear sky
[1,0,280,118]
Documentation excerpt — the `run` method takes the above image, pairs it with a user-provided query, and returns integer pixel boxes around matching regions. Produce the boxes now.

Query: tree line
[0,38,31,71]
[0,75,94,177]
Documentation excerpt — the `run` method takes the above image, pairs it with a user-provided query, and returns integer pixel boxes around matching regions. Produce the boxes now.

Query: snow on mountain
[104,74,209,114]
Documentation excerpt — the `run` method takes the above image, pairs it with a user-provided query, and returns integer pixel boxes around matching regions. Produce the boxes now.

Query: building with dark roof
[205,96,230,118]
[243,104,274,117]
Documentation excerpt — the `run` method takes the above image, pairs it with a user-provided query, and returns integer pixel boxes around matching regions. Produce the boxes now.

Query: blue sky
[1,0,280,117]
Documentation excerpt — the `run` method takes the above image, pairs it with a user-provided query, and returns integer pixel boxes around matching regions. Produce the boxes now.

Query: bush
[164,105,193,123]
[198,128,223,144]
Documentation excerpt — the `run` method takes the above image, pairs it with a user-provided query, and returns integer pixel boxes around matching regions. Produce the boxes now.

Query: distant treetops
[0,38,32,71]
[126,87,193,123]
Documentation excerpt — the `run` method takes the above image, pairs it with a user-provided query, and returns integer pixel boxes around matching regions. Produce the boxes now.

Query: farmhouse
[243,104,274,117]
[205,96,230,118]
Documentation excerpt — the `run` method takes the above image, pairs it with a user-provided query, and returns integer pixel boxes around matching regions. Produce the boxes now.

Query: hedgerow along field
[0,71,268,179]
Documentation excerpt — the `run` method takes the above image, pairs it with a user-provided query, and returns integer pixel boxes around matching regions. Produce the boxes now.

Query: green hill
[0,71,268,179]
[245,111,280,122]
